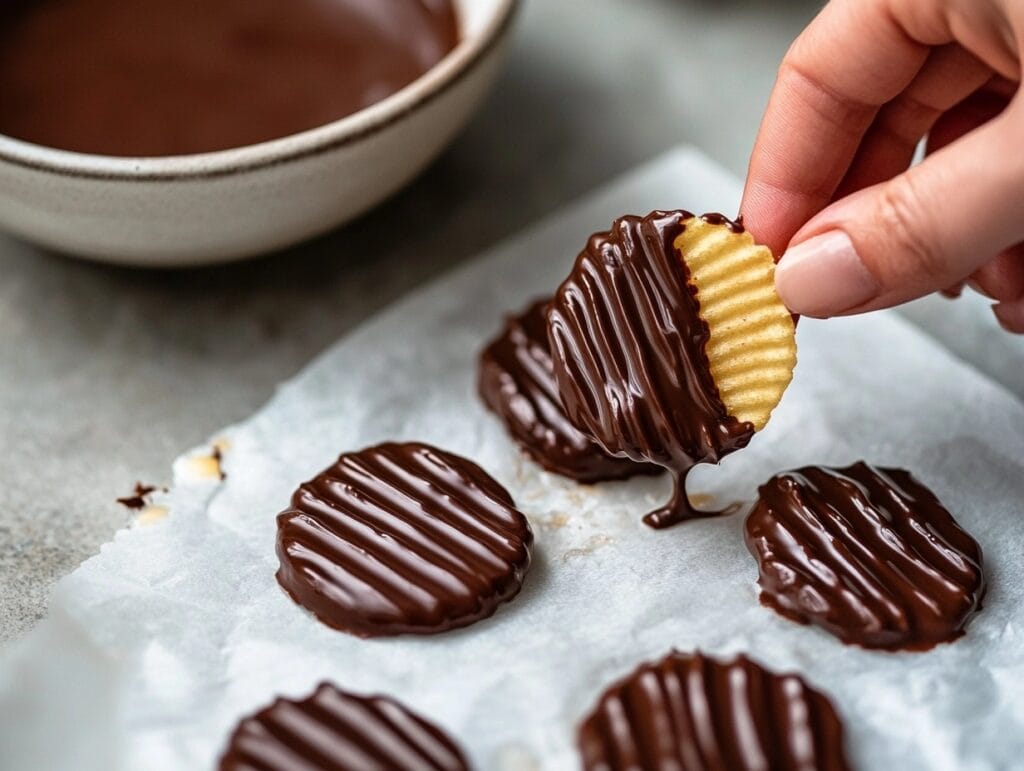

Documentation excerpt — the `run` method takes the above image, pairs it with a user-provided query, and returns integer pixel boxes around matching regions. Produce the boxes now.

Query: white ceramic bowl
[0,0,518,266]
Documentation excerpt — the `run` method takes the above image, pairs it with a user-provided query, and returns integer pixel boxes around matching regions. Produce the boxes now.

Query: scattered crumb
[533,512,569,531]
[135,505,169,526]
[564,486,594,507]
[116,482,160,510]
[188,443,227,480]
[562,534,614,562]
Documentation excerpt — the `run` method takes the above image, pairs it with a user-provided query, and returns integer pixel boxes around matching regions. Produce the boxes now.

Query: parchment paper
[2,148,1023,771]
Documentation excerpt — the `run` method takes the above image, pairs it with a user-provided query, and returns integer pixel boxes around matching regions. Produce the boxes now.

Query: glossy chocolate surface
[218,683,470,771]
[578,651,850,771]
[745,462,985,651]
[276,442,533,638]
[547,211,754,528]
[479,298,662,483]
[0,0,458,156]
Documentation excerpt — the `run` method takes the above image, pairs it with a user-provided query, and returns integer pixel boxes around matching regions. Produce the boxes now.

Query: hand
[741,0,1024,332]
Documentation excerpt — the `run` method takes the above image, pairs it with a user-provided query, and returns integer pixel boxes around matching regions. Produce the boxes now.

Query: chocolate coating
[547,211,754,528]
[218,683,469,771]
[479,298,662,483]
[276,442,533,638]
[578,651,850,771]
[745,462,985,651]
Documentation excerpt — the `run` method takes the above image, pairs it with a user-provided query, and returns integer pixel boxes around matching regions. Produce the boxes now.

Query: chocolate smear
[116,482,157,510]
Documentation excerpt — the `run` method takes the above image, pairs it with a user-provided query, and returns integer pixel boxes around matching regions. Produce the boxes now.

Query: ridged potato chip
[674,215,797,431]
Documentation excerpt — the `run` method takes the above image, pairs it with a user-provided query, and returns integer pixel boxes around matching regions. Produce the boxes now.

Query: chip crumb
[188,444,227,481]
[534,512,569,531]
[563,534,614,562]
[135,505,169,525]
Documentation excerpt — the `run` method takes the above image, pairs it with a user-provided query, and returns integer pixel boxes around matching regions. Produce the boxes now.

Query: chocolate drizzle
[479,298,662,483]
[547,211,754,528]
[578,651,850,771]
[276,442,533,638]
[745,462,986,651]
[218,683,470,771]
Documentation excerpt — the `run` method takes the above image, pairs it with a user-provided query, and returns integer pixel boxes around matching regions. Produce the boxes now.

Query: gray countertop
[0,0,855,643]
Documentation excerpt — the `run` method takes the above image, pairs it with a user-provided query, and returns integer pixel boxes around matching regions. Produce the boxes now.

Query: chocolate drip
[218,683,470,771]
[547,211,754,528]
[578,651,850,771]
[745,462,985,651]
[276,442,533,638]
[479,298,662,483]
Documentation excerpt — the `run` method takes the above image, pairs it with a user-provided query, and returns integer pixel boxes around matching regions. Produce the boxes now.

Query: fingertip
[993,300,1024,334]
[971,248,1024,303]
[775,230,880,317]
[740,182,813,258]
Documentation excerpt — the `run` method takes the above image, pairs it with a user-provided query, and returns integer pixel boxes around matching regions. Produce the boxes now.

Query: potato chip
[674,215,797,431]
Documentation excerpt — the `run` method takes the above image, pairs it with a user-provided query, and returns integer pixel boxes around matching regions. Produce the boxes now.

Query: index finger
[740,0,933,254]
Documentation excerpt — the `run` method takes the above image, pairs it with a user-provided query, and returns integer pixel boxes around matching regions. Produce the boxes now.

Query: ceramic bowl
[0,0,518,266]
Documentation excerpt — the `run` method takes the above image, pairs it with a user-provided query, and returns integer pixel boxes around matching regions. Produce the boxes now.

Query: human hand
[741,0,1024,332]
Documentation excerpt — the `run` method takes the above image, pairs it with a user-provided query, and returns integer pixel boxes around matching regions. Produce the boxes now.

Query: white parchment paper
[2,148,1024,771]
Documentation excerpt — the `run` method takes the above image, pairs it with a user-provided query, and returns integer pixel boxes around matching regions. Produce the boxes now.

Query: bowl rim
[0,0,519,182]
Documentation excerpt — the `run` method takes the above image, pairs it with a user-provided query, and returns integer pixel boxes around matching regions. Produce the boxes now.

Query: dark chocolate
[745,462,985,651]
[218,683,470,771]
[0,0,458,156]
[276,442,533,638]
[479,298,662,483]
[699,212,745,233]
[578,651,850,771]
[116,482,157,510]
[547,211,755,529]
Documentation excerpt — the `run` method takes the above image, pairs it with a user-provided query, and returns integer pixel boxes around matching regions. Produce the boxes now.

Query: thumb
[774,99,1024,318]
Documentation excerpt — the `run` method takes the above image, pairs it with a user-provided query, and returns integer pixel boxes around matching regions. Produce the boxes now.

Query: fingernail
[775,231,879,317]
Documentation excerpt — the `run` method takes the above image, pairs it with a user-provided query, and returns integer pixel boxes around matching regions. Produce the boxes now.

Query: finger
[994,298,1024,334]
[774,102,1024,317]
[940,282,966,299]
[970,245,1024,302]
[926,82,1012,155]
[835,45,992,198]
[741,0,934,254]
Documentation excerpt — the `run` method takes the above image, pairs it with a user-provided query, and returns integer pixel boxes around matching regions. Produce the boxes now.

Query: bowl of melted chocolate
[0,0,518,265]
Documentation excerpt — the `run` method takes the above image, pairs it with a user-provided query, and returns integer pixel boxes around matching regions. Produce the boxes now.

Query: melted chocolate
[218,683,470,771]
[276,442,533,638]
[116,482,156,510]
[745,462,986,651]
[578,651,850,771]
[700,212,745,233]
[479,298,662,483]
[0,0,458,156]
[547,211,755,529]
